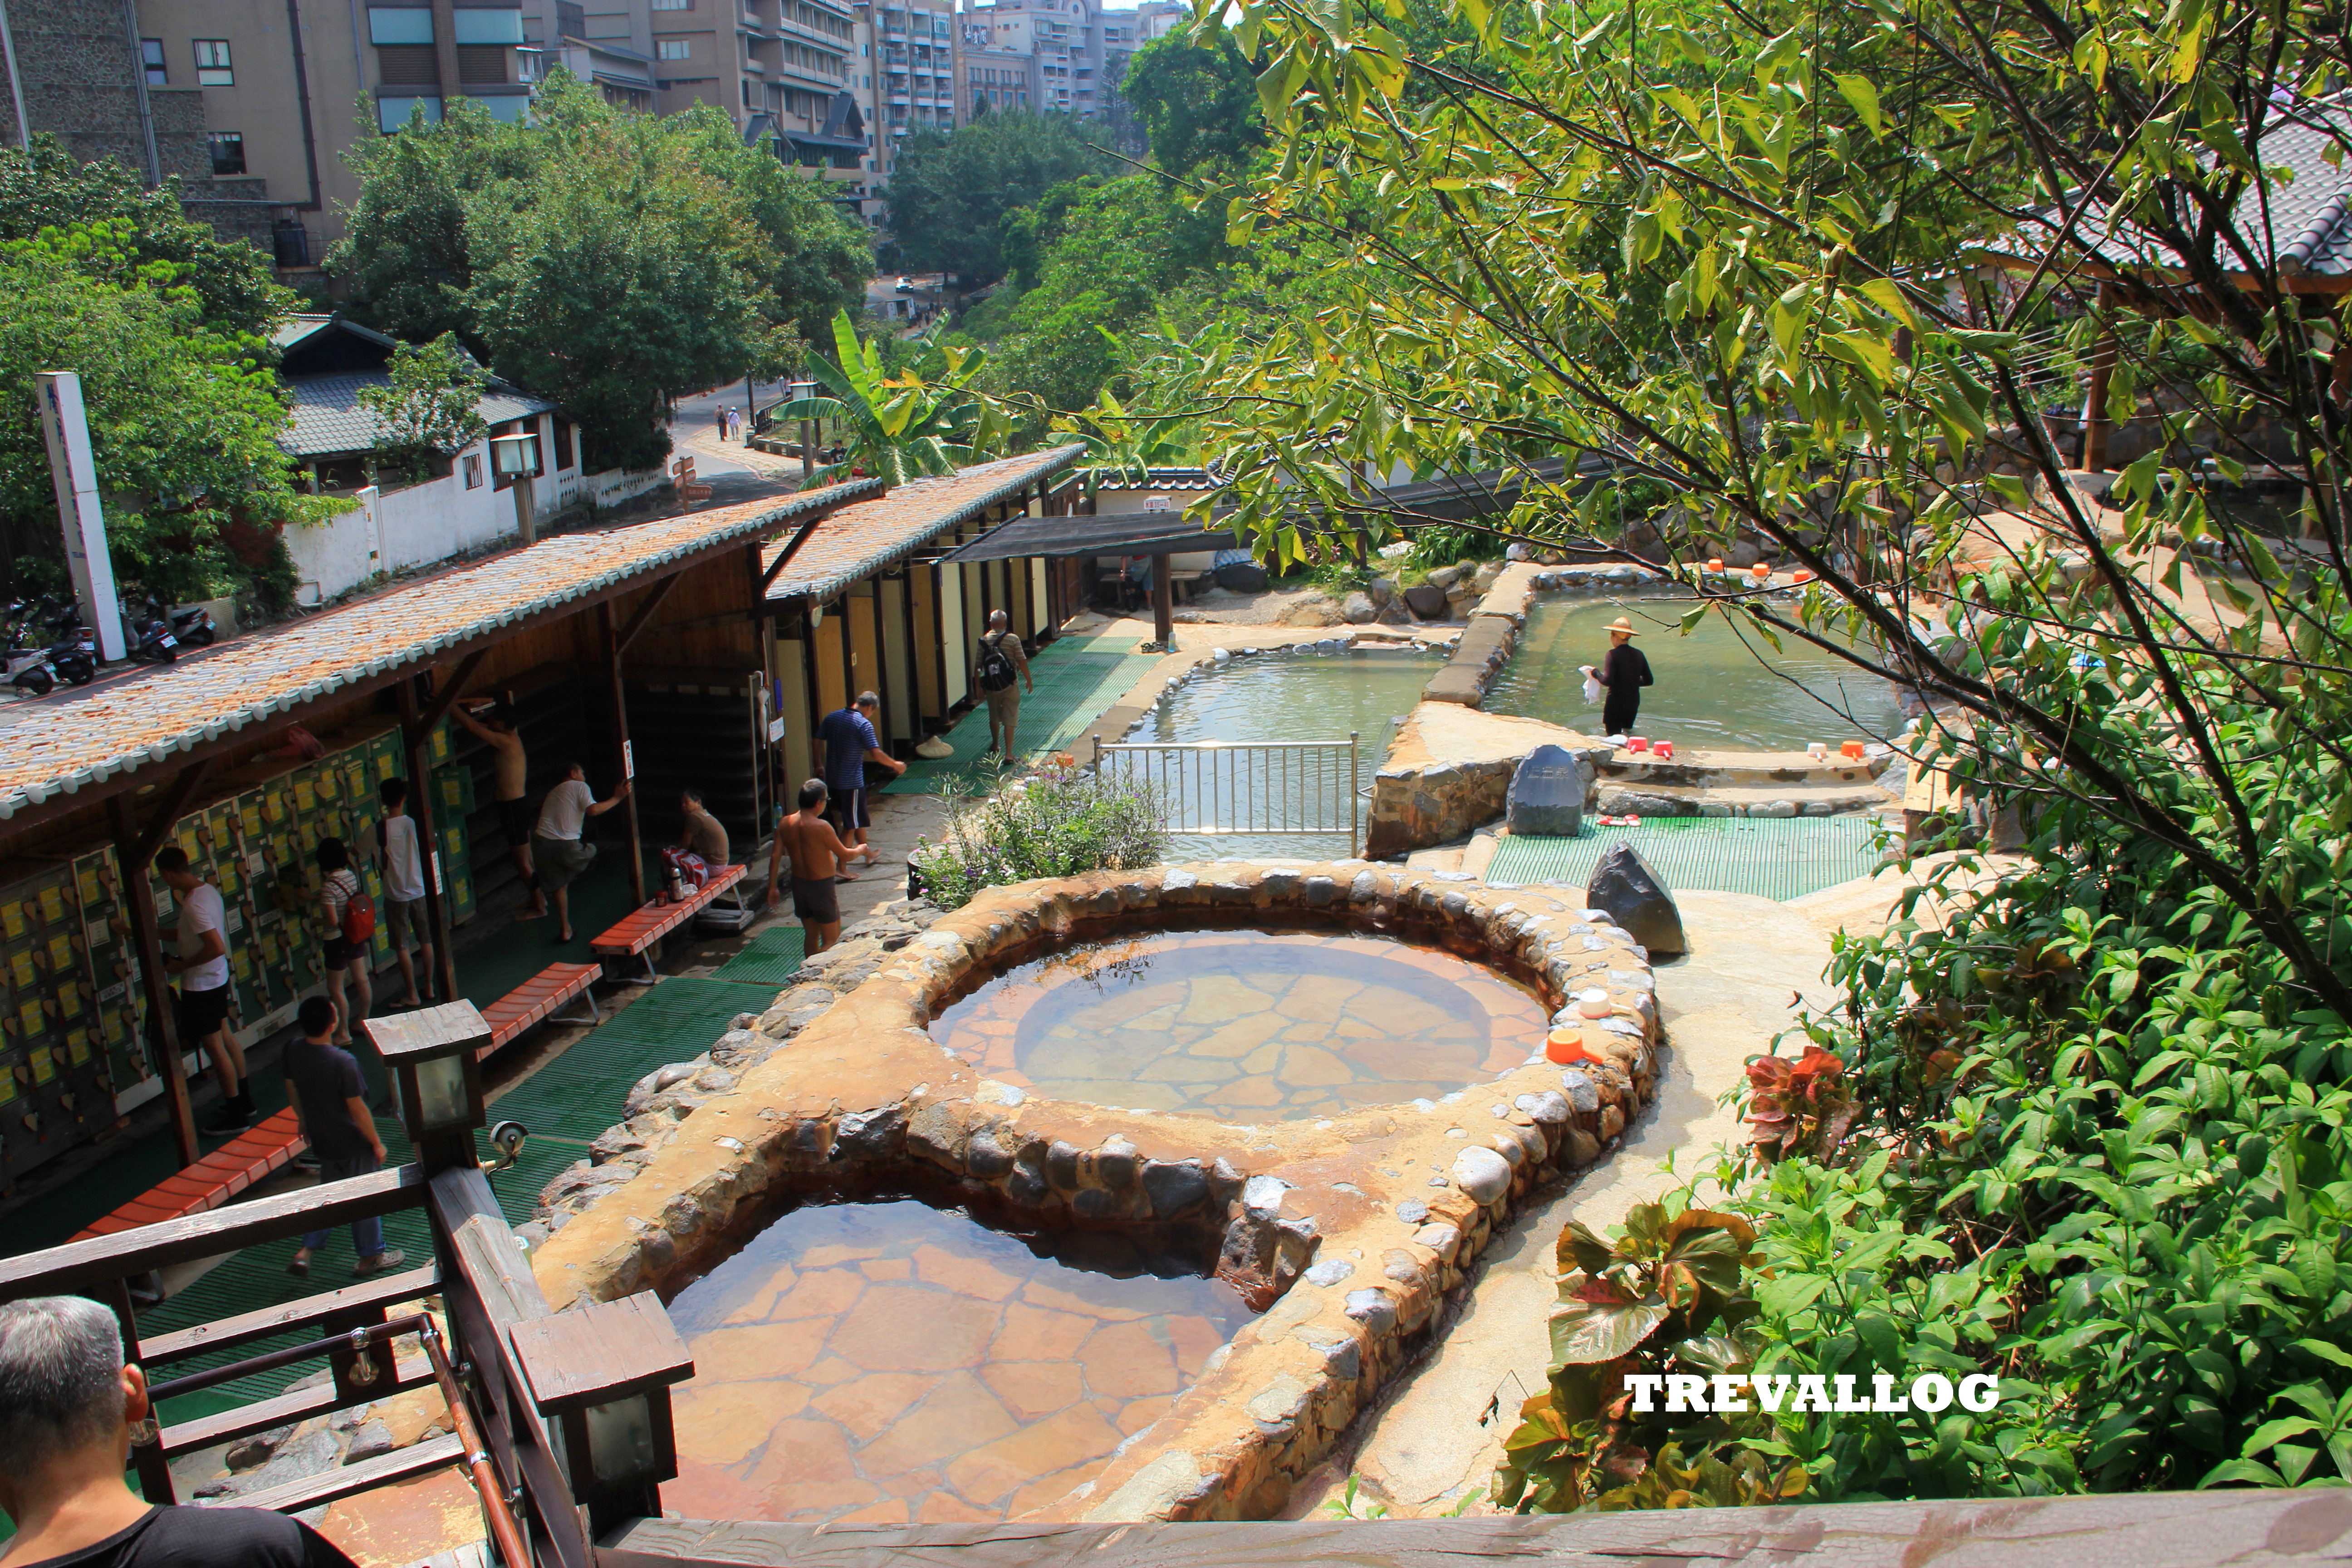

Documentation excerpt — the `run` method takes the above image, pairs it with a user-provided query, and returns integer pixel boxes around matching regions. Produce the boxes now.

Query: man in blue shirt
[817,692,903,872]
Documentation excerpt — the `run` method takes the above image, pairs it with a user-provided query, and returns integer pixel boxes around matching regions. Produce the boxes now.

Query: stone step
[1405,844,1466,872]
[1594,779,1895,818]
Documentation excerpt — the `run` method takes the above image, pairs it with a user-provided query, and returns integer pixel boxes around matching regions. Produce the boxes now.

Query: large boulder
[1215,560,1271,591]
[1424,564,1463,590]
[1341,591,1379,624]
[1472,560,1506,592]
[1585,842,1687,957]
[1278,593,1343,627]
[1507,744,1586,837]
[1404,583,1451,619]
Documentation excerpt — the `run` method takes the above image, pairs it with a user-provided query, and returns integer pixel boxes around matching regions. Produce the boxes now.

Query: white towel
[1580,666,1604,706]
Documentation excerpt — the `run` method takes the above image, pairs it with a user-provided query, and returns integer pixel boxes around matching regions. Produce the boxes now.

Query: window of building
[652,0,690,10]
[140,38,167,85]
[657,38,691,57]
[193,39,233,85]
[377,44,439,83]
[740,78,750,105]
[206,131,245,174]
[369,7,433,41]
[456,44,508,82]
[452,9,522,42]
[378,93,443,130]
[463,452,484,489]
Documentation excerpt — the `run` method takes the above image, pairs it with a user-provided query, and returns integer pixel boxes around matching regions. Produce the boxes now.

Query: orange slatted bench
[72,1107,307,1242]
[589,864,747,984]
[478,961,602,1054]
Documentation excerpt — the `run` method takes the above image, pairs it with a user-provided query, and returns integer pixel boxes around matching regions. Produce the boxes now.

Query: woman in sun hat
[1583,614,1653,737]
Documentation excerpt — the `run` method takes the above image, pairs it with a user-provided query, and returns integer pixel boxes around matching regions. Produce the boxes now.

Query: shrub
[911,763,1166,909]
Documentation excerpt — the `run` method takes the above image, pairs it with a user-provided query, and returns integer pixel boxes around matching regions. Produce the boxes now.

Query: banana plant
[772,310,1008,490]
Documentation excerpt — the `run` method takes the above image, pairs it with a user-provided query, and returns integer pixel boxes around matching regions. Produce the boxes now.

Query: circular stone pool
[929,929,1552,1119]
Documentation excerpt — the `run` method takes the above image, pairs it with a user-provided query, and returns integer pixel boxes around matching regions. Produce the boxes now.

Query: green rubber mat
[707,924,808,986]
[487,977,764,1140]
[892,645,1161,793]
[1484,816,1887,902]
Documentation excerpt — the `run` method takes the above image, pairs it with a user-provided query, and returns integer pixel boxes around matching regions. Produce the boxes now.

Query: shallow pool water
[663,1199,1250,1526]
[1486,593,1907,750]
[1143,649,1438,858]
[931,928,1550,1118]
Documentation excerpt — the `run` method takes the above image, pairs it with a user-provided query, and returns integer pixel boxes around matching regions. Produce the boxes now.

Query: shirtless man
[453,701,546,918]
[765,779,876,954]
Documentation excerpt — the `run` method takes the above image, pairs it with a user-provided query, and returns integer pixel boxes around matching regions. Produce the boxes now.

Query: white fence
[1093,735,1362,856]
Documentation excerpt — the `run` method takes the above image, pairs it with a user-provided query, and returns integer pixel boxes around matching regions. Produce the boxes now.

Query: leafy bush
[1495,1201,1808,1512]
[911,763,1166,909]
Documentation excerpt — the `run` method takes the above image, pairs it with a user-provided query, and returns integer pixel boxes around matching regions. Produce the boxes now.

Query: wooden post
[1152,550,1175,649]
[2082,284,2117,475]
[598,601,647,906]
[108,794,199,1169]
[835,591,855,704]
[397,678,461,1006]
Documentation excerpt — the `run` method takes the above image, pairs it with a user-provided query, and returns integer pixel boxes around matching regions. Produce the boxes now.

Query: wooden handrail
[0,1165,426,1297]
[140,1264,443,1368]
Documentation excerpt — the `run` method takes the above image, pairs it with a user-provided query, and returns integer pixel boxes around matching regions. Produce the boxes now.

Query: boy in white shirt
[154,848,247,1135]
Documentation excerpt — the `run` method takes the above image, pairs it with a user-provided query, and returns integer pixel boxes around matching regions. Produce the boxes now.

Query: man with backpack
[312,839,374,1074]
[975,609,1032,765]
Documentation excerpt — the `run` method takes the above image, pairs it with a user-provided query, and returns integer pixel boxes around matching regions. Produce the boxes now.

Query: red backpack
[337,872,376,943]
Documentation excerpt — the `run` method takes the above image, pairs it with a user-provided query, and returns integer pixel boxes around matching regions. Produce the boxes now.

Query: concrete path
[1292,889,1836,1518]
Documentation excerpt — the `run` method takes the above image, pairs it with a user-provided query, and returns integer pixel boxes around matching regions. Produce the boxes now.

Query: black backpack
[976,635,1015,693]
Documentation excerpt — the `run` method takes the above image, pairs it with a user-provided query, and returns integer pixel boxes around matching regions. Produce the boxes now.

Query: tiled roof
[764,446,1083,600]
[281,372,559,459]
[0,479,881,821]
[1983,96,2352,279]
[1091,466,1221,491]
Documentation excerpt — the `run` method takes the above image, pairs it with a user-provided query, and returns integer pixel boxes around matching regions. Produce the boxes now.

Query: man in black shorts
[0,1295,358,1567]
[765,780,876,954]
[153,848,248,1134]
[453,702,547,918]
[815,692,903,865]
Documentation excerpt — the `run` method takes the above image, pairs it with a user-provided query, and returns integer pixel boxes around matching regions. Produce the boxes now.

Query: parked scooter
[127,601,178,665]
[39,599,97,686]
[2,601,56,695]
[160,598,216,647]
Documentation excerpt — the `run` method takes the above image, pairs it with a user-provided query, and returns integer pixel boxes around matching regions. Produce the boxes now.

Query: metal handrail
[1093,733,1361,856]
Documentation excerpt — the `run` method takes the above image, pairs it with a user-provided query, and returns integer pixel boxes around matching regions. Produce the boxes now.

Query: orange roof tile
[0,479,880,820]
[764,446,1083,600]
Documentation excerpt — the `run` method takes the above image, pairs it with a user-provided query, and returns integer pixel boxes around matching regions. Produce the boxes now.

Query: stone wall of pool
[526,863,1662,1523]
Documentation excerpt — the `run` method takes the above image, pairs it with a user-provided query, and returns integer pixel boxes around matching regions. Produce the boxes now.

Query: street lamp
[490,431,544,546]
[360,1001,489,1172]
[510,1292,696,1535]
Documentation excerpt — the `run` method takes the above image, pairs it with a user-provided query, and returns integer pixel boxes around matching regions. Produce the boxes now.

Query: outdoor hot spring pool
[662,1197,1252,1525]
[1487,592,1907,750]
[929,928,1551,1118]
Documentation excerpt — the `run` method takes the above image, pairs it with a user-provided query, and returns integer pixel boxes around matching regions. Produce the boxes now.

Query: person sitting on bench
[0,1294,358,1567]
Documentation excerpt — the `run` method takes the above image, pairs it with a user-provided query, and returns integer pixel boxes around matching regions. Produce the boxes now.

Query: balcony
[888,91,909,103]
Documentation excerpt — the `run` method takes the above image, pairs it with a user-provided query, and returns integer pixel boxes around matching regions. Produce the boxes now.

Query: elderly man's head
[987,609,1009,632]
[0,1297,142,1475]
[855,691,880,713]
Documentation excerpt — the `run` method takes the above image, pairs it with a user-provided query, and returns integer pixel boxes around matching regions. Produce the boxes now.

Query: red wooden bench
[479,961,601,1054]
[72,960,607,1247]
[588,863,748,984]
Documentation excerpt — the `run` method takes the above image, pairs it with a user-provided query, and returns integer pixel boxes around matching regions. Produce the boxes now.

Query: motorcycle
[162,599,215,647]
[40,599,96,686]
[127,603,178,665]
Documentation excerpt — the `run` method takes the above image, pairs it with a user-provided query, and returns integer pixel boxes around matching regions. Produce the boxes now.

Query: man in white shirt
[153,848,248,1135]
[531,762,630,944]
[374,778,435,1010]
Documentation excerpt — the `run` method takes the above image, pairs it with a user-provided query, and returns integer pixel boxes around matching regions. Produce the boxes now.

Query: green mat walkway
[1485,816,1888,902]
[124,929,807,1429]
[891,632,1162,794]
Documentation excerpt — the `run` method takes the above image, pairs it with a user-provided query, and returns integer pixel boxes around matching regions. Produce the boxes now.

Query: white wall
[284,414,663,603]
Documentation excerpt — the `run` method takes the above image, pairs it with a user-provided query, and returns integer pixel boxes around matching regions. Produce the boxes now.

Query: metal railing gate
[1093,734,1362,857]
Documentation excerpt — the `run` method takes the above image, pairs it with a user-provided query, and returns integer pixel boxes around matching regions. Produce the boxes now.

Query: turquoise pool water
[1486,593,1906,750]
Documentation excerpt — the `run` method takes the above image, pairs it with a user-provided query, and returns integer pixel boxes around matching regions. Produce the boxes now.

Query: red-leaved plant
[1744,1046,1855,1161]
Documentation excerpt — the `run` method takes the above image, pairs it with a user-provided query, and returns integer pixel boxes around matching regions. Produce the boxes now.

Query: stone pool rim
[527,861,1661,1524]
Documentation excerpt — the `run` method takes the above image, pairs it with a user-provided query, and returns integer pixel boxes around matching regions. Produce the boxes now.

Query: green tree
[333,75,863,468]
[0,136,289,336]
[0,225,335,605]
[1120,31,1264,174]
[775,310,1004,488]
[358,333,489,480]
[884,111,1114,284]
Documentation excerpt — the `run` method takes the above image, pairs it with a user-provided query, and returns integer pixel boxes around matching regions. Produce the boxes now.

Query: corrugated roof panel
[764,445,1083,599]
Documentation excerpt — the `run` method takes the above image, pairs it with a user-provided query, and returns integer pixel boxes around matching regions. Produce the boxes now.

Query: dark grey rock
[340,1420,394,1466]
[224,1426,292,1472]
[1216,560,1270,592]
[1508,744,1585,837]
[1072,1186,1122,1220]
[1404,583,1450,619]
[1046,1139,1082,1191]
[1142,1159,1211,1217]
[965,1128,1014,1180]
[1584,843,1687,956]
[1091,1137,1139,1190]
[831,1105,905,1160]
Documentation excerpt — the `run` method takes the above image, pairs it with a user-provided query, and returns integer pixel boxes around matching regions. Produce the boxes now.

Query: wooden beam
[122,759,215,872]
[760,510,830,593]
[1152,554,1175,648]
[415,648,490,737]
[2082,283,2118,473]
[139,1263,443,1367]
[612,573,683,657]
[0,1163,426,1297]
[109,784,201,1169]
[398,678,462,1006]
[600,601,647,906]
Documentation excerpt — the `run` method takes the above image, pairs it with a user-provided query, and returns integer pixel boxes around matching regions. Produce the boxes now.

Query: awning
[783,128,869,152]
[941,510,1240,563]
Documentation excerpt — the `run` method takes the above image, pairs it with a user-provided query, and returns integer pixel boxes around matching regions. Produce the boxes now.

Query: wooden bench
[72,960,608,1248]
[588,863,748,985]
[479,961,602,1054]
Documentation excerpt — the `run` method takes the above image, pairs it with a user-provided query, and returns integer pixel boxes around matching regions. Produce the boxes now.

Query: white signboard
[35,372,125,661]
[623,739,636,780]
[1142,495,1172,512]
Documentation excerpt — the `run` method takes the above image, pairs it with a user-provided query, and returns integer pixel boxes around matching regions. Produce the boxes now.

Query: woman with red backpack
[314,838,376,1066]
